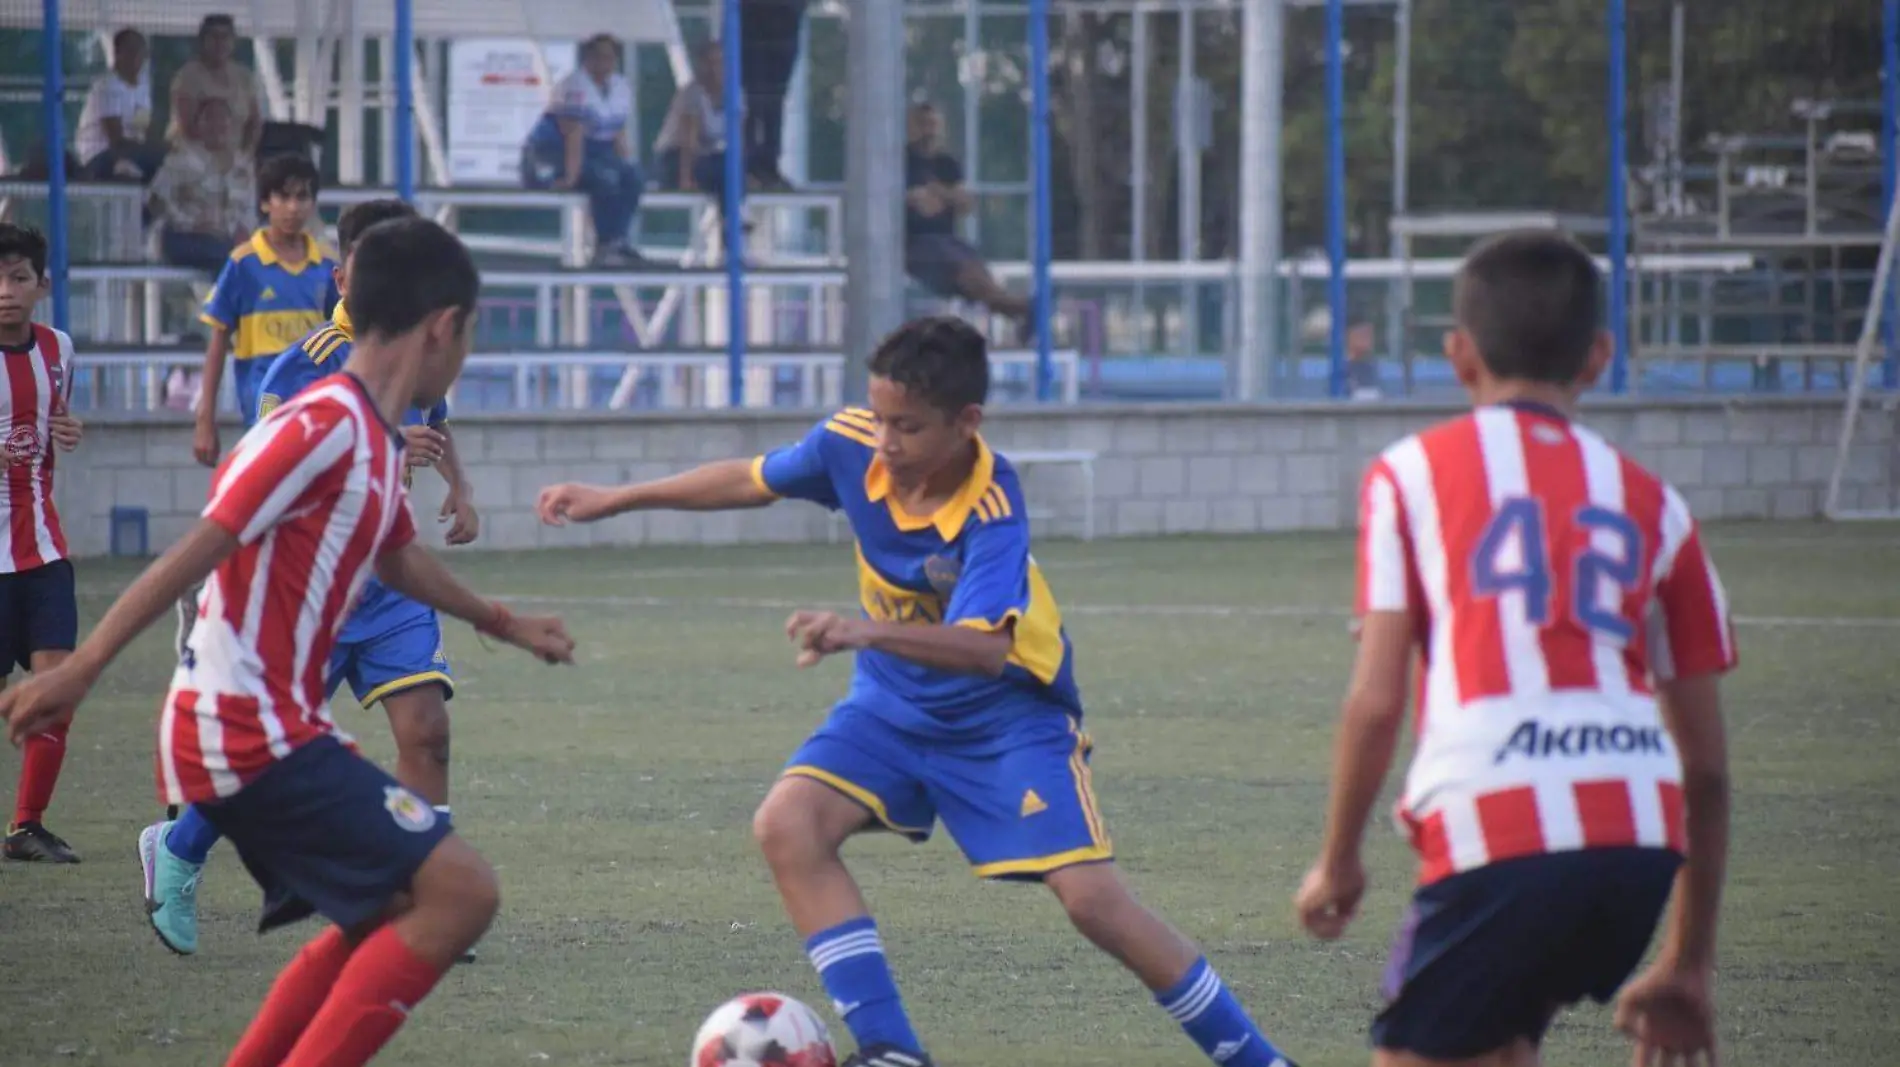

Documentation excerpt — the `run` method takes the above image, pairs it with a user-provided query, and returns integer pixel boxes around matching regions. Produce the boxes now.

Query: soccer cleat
[139,821,203,955]
[842,1046,931,1067]
[4,821,81,863]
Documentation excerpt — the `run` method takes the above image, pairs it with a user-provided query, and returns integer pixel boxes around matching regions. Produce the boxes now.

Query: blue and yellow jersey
[753,409,1082,741]
[202,230,340,360]
[256,303,448,645]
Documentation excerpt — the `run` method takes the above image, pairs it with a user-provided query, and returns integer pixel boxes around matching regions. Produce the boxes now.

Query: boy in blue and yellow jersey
[146,200,482,961]
[191,153,338,469]
[535,317,1298,1067]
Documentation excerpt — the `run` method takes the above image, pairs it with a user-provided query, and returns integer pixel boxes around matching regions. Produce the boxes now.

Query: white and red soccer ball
[691,992,838,1067]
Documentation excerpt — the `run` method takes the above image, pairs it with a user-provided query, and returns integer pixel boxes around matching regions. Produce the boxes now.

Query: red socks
[225,926,355,1067]
[12,722,67,826]
[277,924,446,1067]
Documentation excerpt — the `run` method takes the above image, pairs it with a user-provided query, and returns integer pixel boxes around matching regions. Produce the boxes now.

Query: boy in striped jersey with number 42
[1297,230,1735,1067]
[0,224,88,864]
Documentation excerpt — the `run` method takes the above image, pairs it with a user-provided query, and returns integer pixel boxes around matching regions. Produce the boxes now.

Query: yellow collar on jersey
[247,229,323,273]
[863,434,998,541]
[329,302,354,340]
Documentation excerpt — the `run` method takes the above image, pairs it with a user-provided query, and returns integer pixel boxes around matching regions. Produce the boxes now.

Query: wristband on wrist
[475,600,511,637]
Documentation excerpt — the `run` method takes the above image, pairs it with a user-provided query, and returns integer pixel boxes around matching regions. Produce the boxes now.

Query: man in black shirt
[905,104,1034,339]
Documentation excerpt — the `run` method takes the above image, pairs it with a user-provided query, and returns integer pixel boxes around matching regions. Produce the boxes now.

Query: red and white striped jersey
[1356,402,1737,886]
[1,324,76,574]
[157,374,416,806]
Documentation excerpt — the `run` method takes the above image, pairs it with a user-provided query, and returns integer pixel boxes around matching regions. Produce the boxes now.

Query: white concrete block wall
[52,397,1898,558]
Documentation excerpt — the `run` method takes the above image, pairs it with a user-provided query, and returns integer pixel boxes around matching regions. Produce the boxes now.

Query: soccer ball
[690,992,838,1067]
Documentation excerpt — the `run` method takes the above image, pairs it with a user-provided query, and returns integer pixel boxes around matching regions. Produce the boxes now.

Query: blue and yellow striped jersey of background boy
[532,316,1297,1067]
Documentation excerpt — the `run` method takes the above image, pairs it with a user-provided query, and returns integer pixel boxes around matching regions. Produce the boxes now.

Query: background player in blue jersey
[193,152,338,467]
[535,318,1299,1067]
[144,199,481,959]
[178,153,339,658]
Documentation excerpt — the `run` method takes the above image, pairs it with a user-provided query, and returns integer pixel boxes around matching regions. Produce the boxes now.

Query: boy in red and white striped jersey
[1296,230,1734,1067]
[2,218,575,1067]
[0,224,87,864]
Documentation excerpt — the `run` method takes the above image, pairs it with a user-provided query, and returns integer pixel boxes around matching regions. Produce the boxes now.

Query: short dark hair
[0,224,49,277]
[344,218,480,339]
[1453,229,1603,384]
[113,28,144,52]
[866,316,989,414]
[336,199,418,258]
[581,33,619,60]
[257,153,320,203]
[198,14,235,39]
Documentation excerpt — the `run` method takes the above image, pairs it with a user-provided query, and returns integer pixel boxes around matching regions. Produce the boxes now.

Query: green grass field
[5,525,1898,1067]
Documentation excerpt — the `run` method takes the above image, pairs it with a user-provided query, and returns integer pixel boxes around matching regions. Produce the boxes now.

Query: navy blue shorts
[197,735,453,934]
[0,559,77,676]
[1373,846,1682,1059]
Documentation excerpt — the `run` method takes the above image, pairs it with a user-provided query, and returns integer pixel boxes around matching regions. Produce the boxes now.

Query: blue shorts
[1373,846,1682,1058]
[784,700,1113,880]
[232,357,273,428]
[197,735,453,933]
[327,612,455,708]
[0,559,77,675]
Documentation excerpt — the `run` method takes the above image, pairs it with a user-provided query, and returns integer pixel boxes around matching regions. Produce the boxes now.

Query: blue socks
[1156,957,1289,1067]
[805,917,923,1056]
[165,805,222,864]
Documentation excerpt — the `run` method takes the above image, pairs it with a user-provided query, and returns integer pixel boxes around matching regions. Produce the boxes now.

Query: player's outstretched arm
[1616,672,1728,1062]
[2,520,240,744]
[1295,609,1414,941]
[537,458,774,525]
[434,424,480,546]
[375,541,575,664]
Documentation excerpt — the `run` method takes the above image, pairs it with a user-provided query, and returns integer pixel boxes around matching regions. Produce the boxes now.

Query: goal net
[1823,182,1900,521]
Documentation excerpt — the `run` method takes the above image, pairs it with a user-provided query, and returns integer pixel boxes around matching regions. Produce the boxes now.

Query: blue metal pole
[723,0,747,408]
[1029,0,1055,402]
[1324,0,1347,398]
[393,0,415,200]
[1882,0,1899,388]
[1607,0,1631,392]
[42,0,69,332]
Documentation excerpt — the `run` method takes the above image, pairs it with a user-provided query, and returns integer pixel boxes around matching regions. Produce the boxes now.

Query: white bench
[1010,449,1099,542]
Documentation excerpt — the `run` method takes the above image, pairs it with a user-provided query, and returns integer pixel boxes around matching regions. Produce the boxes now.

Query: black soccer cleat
[4,821,81,863]
[842,1046,932,1067]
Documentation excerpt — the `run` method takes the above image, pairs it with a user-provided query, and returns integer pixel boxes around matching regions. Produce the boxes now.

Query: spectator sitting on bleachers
[521,33,649,267]
[166,14,263,154]
[75,28,162,183]
[653,39,729,193]
[148,98,256,276]
[905,103,1034,341]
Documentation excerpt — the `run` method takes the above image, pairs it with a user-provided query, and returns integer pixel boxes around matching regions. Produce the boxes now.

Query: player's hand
[1294,855,1367,941]
[48,411,84,451]
[0,661,96,747]
[440,488,480,546]
[192,414,221,468]
[536,483,618,526]
[498,613,576,665]
[403,425,446,468]
[785,610,868,668]
[1616,962,1718,1067]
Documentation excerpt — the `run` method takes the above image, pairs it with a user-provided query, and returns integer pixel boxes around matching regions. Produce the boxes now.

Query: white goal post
[1822,183,1900,521]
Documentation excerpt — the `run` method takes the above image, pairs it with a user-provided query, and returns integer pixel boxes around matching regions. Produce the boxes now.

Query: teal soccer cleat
[139,821,202,956]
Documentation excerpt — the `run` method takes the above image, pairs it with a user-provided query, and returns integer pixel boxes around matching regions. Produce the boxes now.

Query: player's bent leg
[378,684,453,808]
[760,713,938,1063]
[752,775,879,934]
[7,647,80,864]
[1046,862,1296,1067]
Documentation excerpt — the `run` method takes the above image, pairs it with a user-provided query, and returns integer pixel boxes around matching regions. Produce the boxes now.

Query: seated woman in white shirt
[520,33,649,266]
[76,28,163,182]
